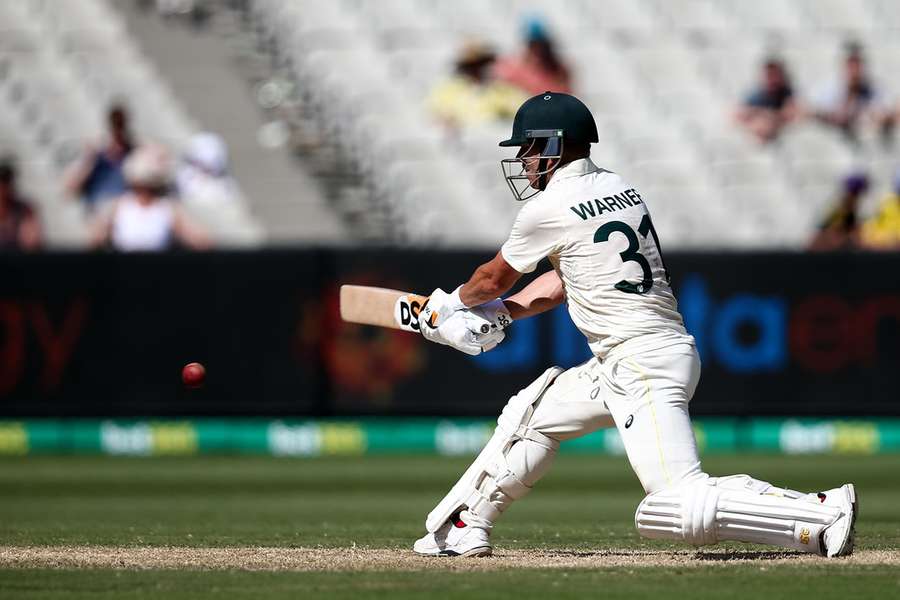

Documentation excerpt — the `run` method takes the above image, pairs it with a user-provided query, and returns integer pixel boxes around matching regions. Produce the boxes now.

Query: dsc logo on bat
[394,295,428,332]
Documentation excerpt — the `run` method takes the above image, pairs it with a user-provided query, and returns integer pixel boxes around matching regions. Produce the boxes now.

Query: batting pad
[425,367,563,532]
[634,475,842,555]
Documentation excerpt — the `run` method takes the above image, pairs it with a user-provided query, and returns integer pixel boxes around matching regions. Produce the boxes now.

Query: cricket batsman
[412,92,857,558]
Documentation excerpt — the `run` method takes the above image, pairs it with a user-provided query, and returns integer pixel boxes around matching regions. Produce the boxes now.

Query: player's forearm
[458,252,522,307]
[502,270,565,320]
[460,267,508,307]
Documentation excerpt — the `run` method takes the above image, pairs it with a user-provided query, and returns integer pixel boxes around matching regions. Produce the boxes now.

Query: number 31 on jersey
[594,213,670,295]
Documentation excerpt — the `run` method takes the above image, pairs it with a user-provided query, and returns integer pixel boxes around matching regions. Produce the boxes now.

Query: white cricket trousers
[453,340,850,557]
[528,342,704,494]
[453,341,707,528]
[452,341,849,558]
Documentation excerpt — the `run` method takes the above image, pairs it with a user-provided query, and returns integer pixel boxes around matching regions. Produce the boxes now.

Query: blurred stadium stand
[0,0,263,247]
[1,0,899,248]
[117,1,347,244]
[239,0,900,248]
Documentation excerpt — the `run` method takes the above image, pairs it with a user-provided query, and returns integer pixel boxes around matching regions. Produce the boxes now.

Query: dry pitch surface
[2,546,898,572]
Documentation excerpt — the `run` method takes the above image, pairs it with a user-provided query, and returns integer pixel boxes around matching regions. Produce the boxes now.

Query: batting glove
[419,286,466,330]
[467,298,513,333]
[421,310,492,355]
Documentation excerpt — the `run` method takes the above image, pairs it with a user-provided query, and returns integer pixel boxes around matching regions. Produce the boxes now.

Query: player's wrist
[447,285,467,311]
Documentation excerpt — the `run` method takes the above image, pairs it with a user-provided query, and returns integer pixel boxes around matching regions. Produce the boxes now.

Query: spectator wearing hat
[90,144,210,252]
[65,104,136,208]
[860,169,900,250]
[810,172,869,251]
[735,58,798,143]
[494,17,573,96]
[174,132,241,206]
[427,41,526,131]
[0,158,41,251]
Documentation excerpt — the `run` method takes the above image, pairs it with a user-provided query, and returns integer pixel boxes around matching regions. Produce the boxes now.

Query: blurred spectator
[90,145,210,252]
[809,172,869,251]
[860,169,900,250]
[0,158,41,251]
[427,41,526,131]
[810,43,896,144]
[152,0,211,28]
[175,133,241,206]
[155,0,196,17]
[494,18,572,95]
[64,104,135,208]
[735,58,798,143]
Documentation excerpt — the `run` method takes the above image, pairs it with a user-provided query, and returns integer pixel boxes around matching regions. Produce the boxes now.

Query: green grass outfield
[1,454,898,599]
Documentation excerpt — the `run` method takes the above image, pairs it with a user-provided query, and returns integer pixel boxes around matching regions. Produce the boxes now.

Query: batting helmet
[499,92,598,148]
[500,92,598,201]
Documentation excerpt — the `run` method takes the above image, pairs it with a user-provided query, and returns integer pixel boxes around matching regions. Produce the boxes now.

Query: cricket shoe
[816,484,858,557]
[413,511,492,557]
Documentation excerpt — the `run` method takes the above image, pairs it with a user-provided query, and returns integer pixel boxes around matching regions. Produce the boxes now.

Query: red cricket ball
[182,362,206,388]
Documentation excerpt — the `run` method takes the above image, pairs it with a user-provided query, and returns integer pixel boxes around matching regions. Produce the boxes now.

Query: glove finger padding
[468,299,513,333]
[420,310,482,355]
[419,286,466,329]
[477,328,506,352]
[461,310,506,351]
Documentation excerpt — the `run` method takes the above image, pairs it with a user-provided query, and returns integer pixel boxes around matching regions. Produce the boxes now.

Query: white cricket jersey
[501,158,691,360]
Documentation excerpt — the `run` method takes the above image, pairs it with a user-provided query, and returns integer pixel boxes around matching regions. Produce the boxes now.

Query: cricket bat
[339,285,429,332]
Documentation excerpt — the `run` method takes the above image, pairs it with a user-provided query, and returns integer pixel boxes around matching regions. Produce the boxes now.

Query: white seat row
[0,0,263,247]
[248,0,900,248]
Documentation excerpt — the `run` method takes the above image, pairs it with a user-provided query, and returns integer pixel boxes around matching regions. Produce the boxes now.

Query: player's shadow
[529,549,805,561]
[531,550,679,558]
[692,550,805,561]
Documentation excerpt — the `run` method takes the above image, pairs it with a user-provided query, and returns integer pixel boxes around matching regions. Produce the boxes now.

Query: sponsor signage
[0,251,897,417]
[2,418,898,456]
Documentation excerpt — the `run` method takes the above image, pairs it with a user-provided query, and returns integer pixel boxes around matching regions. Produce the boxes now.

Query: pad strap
[513,425,559,451]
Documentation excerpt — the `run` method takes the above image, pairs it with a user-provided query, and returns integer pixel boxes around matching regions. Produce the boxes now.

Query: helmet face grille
[500,137,564,202]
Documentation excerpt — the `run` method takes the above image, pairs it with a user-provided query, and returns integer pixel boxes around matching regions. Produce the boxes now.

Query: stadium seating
[0,0,262,247]
[2,0,898,248]
[241,0,899,248]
